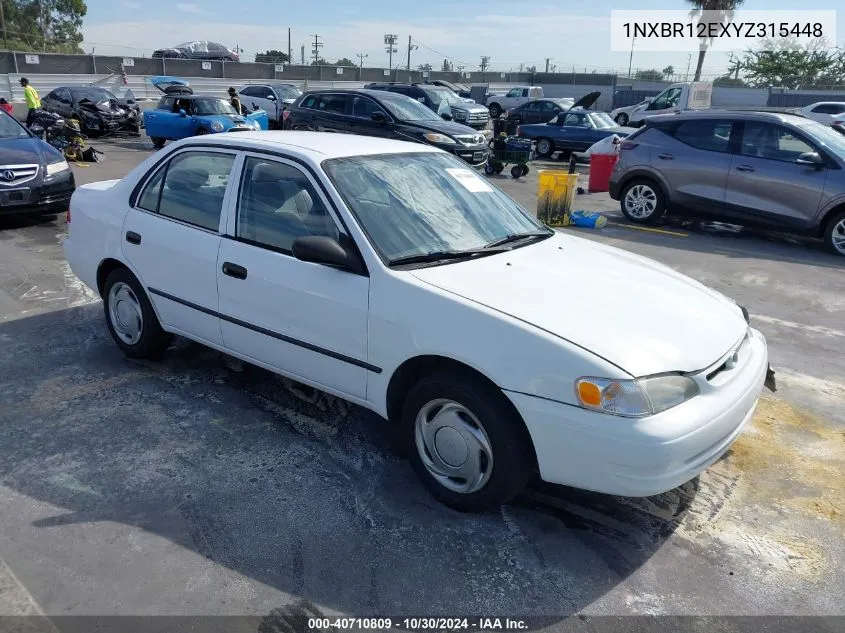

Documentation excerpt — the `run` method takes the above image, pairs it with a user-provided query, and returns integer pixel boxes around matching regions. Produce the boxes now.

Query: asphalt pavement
[0,137,843,627]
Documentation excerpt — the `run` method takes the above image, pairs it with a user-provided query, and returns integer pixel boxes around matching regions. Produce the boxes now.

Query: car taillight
[619,140,638,150]
[282,110,290,120]
[66,207,71,223]
[516,126,522,137]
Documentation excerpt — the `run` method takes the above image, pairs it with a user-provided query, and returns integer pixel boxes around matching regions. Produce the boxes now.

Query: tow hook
[765,365,777,392]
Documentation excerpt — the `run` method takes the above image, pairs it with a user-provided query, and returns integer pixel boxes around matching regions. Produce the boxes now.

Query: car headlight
[210,120,224,132]
[46,159,70,176]
[453,110,467,120]
[423,133,456,144]
[575,375,699,417]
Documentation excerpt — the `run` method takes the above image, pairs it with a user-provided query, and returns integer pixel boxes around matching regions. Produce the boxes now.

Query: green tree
[441,58,452,71]
[740,38,845,89]
[662,65,675,78]
[687,0,745,81]
[1,0,86,52]
[310,57,327,66]
[334,57,355,66]
[418,63,432,71]
[255,49,290,63]
[713,74,746,86]
[635,69,665,81]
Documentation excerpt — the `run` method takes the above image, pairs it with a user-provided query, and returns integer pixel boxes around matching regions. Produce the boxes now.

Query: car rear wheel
[195,127,209,136]
[615,113,629,126]
[402,370,534,512]
[103,268,172,359]
[824,209,845,256]
[150,137,166,149]
[621,179,666,225]
[488,103,502,118]
[536,138,554,158]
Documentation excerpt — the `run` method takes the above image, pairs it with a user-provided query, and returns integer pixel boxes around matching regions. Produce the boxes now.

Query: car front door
[555,113,593,151]
[347,95,394,138]
[121,149,238,346]
[724,121,828,230]
[56,88,73,117]
[521,101,542,123]
[540,101,560,123]
[217,154,370,399]
[312,94,352,133]
[655,118,735,213]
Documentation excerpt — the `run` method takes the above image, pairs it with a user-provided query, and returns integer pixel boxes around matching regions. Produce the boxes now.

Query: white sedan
[64,132,770,511]
[799,101,845,125]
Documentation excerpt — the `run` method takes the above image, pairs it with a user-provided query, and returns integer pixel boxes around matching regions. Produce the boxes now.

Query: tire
[615,113,629,126]
[511,165,523,178]
[488,103,502,118]
[402,369,534,512]
[493,162,504,174]
[536,138,554,158]
[195,127,209,136]
[150,137,166,149]
[102,267,172,360]
[521,164,529,176]
[484,162,495,175]
[620,178,667,225]
[823,209,845,256]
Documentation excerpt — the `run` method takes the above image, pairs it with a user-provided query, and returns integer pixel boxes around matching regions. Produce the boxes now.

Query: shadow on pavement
[0,304,697,620]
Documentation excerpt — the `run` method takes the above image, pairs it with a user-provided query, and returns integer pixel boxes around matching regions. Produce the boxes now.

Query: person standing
[227,87,244,115]
[20,78,41,127]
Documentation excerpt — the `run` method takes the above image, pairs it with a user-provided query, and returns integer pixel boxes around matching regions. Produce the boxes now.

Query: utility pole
[480,56,490,72]
[287,28,291,65]
[301,44,305,66]
[310,34,323,65]
[685,53,692,81]
[356,52,368,70]
[0,0,7,48]
[406,35,417,71]
[545,58,552,73]
[384,34,398,69]
[39,0,46,51]
[627,36,635,77]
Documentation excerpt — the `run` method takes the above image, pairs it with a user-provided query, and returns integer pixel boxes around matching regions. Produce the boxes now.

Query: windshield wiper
[389,247,507,267]
[484,231,553,249]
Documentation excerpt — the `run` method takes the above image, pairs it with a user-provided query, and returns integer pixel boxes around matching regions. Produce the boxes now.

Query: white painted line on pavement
[753,314,845,339]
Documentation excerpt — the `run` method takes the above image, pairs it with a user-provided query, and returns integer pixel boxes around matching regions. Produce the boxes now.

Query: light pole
[384,34,398,69]
[406,35,417,70]
[627,36,635,77]
[356,52,368,70]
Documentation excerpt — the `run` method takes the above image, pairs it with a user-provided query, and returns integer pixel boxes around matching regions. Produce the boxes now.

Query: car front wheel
[103,268,172,359]
[620,178,666,225]
[488,103,502,118]
[824,209,845,256]
[402,370,534,512]
[536,138,554,157]
[150,137,166,149]
[615,113,629,125]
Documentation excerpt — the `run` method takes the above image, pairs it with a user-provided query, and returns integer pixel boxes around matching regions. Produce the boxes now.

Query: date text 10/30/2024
[307,617,528,631]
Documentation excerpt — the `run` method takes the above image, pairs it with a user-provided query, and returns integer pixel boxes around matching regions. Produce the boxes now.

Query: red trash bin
[588,153,619,193]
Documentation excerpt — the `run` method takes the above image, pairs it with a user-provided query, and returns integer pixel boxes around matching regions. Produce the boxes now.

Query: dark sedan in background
[504,92,601,125]
[152,41,239,61]
[517,110,635,157]
[0,110,75,217]
[41,86,135,135]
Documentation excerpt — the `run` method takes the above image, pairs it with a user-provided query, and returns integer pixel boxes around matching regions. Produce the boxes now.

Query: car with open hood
[0,108,75,217]
[143,77,268,148]
[517,110,636,158]
[64,131,771,512]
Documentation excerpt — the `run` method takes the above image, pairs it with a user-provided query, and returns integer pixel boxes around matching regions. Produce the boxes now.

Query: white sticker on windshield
[446,168,493,193]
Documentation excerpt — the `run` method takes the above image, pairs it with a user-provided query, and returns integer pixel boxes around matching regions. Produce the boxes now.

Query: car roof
[301,88,415,101]
[647,110,815,125]
[176,131,441,161]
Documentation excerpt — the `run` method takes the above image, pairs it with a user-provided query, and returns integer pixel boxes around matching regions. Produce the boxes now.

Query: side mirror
[796,151,824,167]
[267,94,277,101]
[292,235,364,274]
[252,103,259,111]
[371,111,388,124]
[178,108,187,117]
[441,112,453,121]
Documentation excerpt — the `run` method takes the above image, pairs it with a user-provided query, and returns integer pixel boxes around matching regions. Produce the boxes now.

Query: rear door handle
[222,262,248,280]
[658,153,674,160]
[736,164,755,172]
[125,231,141,245]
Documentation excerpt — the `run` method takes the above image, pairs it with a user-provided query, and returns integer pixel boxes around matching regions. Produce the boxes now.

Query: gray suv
[609,111,845,255]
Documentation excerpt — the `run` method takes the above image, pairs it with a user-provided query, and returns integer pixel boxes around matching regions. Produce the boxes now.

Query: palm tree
[687,0,745,81]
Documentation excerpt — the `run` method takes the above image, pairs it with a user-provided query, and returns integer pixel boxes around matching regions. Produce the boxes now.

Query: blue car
[143,76,268,149]
[516,110,636,158]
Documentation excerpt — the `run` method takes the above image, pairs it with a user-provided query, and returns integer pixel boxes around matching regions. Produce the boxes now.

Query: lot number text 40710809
[307,617,528,630]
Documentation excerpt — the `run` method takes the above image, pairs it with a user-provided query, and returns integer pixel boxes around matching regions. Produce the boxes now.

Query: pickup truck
[486,86,544,118]
[628,82,712,126]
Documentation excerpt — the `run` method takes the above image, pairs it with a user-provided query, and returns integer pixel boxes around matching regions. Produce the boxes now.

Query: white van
[628,82,712,126]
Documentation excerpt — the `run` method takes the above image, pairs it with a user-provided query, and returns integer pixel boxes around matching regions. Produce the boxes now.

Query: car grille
[467,111,489,123]
[0,164,39,186]
[705,332,750,384]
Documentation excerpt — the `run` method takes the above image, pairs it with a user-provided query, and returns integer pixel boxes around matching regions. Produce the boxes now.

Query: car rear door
[723,121,827,230]
[217,153,370,399]
[312,93,352,133]
[652,118,734,213]
[121,148,239,346]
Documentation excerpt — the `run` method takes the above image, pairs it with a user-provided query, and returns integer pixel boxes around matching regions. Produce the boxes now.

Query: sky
[80,0,844,79]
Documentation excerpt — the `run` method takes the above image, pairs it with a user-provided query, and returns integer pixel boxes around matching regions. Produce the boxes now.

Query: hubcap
[108,282,143,345]
[624,184,658,219]
[832,219,845,254]
[538,140,551,154]
[414,399,494,495]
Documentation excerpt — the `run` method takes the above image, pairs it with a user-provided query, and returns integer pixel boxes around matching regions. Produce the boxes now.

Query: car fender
[815,192,845,233]
[614,166,673,202]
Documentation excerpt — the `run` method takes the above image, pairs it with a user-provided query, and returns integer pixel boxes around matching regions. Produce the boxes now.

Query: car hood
[400,117,481,137]
[0,137,59,164]
[571,91,601,110]
[149,76,193,95]
[450,102,488,114]
[410,233,747,376]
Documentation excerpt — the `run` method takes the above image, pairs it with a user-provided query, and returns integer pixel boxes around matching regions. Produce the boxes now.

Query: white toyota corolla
[64,131,770,511]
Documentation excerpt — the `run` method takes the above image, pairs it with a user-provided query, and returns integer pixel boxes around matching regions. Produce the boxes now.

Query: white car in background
[832,113,845,135]
[63,132,770,512]
[799,102,845,124]
[238,83,303,128]
[610,98,652,126]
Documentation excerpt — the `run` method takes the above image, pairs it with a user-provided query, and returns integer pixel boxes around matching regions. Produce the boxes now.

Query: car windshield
[379,94,441,121]
[589,112,617,128]
[423,87,463,106]
[74,87,117,103]
[323,152,550,263]
[273,85,302,98]
[800,119,845,156]
[0,112,29,139]
[193,98,239,115]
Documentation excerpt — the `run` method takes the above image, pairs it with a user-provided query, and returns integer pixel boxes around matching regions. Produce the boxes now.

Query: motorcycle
[27,108,65,141]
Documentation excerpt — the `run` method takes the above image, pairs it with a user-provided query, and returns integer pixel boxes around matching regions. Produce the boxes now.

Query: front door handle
[125,231,141,245]
[658,153,674,160]
[736,164,755,172]
[222,262,248,280]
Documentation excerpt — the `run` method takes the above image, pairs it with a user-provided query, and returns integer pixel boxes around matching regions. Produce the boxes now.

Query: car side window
[45,90,59,101]
[351,96,385,119]
[525,102,541,112]
[506,88,521,97]
[562,113,588,127]
[240,87,256,97]
[673,120,733,153]
[648,87,681,110]
[236,157,339,253]
[317,94,348,114]
[522,89,529,97]
[139,152,235,231]
[811,104,845,114]
[741,122,815,162]
[541,101,557,112]
[156,96,173,110]
[301,95,318,109]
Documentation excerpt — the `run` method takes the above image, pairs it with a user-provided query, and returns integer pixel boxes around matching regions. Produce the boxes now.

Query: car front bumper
[446,145,490,167]
[0,171,75,216]
[505,328,769,497]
